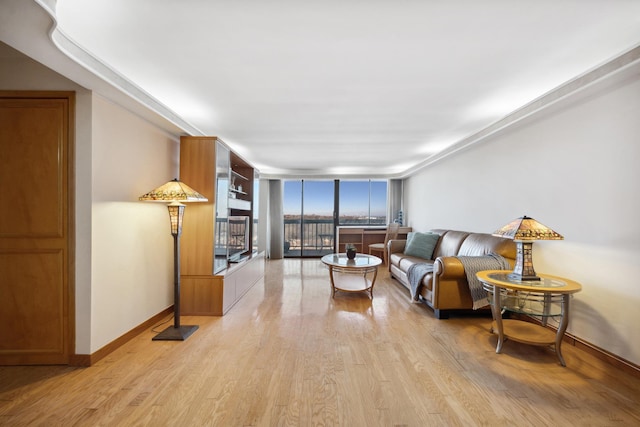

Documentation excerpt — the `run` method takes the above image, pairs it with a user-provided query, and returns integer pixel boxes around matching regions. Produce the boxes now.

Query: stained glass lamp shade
[493,216,563,281]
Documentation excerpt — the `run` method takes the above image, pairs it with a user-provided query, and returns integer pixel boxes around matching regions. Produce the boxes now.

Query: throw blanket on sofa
[407,263,434,301]
[456,253,511,309]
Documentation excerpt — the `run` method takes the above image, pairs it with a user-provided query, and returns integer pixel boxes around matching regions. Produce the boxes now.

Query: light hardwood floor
[1,259,639,426]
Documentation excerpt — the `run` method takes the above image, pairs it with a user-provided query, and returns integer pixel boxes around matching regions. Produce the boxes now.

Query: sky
[283,180,387,217]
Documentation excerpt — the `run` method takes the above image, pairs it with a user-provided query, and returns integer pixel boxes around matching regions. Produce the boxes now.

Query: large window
[338,180,387,225]
[283,180,335,257]
[283,179,388,257]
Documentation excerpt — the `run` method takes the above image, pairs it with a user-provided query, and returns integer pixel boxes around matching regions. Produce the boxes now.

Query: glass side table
[476,270,582,366]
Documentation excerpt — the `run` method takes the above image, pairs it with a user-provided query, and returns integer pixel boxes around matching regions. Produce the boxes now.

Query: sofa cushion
[431,230,470,258]
[398,255,434,273]
[404,232,439,259]
[458,233,517,260]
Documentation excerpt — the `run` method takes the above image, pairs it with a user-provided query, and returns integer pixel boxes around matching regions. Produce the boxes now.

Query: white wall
[91,95,178,352]
[1,43,180,354]
[405,64,640,365]
[0,43,94,354]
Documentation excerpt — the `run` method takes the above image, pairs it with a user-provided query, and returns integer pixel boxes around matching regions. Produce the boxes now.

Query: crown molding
[1,0,204,137]
[401,44,640,179]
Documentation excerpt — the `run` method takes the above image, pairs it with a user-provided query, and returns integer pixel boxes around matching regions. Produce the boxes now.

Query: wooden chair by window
[368,223,400,265]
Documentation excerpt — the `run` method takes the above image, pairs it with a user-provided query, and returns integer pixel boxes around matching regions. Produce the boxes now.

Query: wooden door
[0,92,74,365]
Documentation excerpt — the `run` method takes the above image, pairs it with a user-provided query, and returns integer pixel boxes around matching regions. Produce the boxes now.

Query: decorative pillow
[404,232,439,259]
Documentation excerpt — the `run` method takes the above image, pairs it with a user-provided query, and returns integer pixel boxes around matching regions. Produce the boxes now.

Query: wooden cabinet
[179,136,264,315]
[336,226,412,253]
[180,252,265,316]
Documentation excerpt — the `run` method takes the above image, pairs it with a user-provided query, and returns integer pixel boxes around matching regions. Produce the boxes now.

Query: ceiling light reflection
[465,84,554,122]
[417,137,463,155]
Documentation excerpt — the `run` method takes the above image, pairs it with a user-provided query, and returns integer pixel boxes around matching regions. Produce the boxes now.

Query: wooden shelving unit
[179,136,264,315]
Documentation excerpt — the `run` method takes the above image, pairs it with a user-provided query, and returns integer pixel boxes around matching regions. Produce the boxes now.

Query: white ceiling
[21,1,640,176]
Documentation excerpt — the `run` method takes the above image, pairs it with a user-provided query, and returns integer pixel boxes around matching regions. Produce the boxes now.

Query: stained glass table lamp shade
[493,215,563,281]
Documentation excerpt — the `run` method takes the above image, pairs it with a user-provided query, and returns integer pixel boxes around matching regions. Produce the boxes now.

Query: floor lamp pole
[152,203,199,341]
[173,232,181,328]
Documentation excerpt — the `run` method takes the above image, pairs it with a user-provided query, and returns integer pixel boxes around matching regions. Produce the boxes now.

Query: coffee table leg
[328,267,336,297]
[369,266,378,298]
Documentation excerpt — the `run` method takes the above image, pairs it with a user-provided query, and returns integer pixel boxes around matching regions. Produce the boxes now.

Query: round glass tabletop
[321,253,382,268]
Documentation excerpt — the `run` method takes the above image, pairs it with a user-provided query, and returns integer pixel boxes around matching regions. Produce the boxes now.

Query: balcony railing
[283,217,387,257]
[284,218,334,256]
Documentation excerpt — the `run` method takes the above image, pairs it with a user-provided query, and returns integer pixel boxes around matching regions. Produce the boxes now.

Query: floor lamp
[139,178,208,340]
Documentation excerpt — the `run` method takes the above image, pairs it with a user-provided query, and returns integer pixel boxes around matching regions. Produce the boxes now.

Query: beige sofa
[388,229,516,319]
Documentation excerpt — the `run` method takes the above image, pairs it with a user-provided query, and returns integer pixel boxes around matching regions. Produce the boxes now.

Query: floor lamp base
[152,325,199,341]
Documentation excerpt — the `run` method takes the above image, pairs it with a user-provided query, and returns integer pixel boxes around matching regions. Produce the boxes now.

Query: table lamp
[139,178,207,340]
[493,215,563,281]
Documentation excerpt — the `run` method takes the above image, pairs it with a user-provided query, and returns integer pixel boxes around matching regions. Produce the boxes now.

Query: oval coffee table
[321,253,382,298]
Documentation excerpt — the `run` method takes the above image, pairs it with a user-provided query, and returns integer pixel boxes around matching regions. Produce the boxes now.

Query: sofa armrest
[434,256,465,278]
[388,239,406,254]
[431,256,473,311]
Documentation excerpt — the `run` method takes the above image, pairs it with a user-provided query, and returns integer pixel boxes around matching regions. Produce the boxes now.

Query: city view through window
[283,180,387,256]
